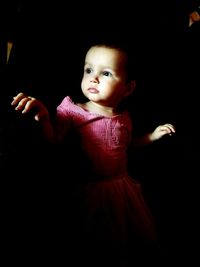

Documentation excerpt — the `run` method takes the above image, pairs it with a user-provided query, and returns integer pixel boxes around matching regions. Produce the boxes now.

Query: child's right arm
[11,92,54,142]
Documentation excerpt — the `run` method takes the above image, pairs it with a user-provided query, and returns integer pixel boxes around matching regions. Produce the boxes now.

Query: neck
[85,101,119,117]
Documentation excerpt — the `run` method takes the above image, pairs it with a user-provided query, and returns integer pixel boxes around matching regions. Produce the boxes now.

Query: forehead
[85,46,127,65]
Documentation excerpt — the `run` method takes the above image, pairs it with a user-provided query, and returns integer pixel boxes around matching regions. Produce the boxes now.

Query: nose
[90,74,99,83]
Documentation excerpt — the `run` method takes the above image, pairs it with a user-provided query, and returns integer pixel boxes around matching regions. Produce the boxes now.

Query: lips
[88,88,99,93]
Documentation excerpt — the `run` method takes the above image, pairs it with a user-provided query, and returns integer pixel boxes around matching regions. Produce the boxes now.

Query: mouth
[88,88,99,93]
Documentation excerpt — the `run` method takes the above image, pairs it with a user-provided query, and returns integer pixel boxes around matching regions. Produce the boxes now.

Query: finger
[34,108,48,121]
[21,98,37,113]
[15,97,33,111]
[167,126,176,133]
[162,124,176,133]
[11,92,27,105]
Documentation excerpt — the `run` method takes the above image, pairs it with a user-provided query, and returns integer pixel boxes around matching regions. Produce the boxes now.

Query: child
[11,39,175,266]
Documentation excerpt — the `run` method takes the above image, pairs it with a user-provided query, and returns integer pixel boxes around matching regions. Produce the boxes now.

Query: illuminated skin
[10,46,176,261]
[11,45,175,144]
[80,46,134,117]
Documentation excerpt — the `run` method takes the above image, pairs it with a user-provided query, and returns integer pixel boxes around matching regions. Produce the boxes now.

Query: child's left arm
[132,123,175,147]
[148,123,175,142]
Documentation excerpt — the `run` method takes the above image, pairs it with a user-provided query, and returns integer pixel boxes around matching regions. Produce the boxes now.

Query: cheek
[106,86,123,100]
[82,75,91,85]
[81,79,86,89]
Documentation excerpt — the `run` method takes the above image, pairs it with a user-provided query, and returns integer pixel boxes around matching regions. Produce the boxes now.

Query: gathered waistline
[92,172,130,182]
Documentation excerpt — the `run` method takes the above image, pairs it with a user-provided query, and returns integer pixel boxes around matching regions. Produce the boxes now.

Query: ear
[124,80,136,97]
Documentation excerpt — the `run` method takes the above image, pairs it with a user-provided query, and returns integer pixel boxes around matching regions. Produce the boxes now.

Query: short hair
[83,31,138,82]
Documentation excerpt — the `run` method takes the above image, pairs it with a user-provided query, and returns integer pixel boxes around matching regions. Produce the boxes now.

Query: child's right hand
[11,92,49,121]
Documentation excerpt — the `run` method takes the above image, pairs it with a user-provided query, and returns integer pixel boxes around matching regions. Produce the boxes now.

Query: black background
[1,0,199,265]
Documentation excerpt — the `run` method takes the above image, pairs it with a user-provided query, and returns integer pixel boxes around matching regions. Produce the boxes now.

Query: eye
[85,67,92,74]
[102,71,112,77]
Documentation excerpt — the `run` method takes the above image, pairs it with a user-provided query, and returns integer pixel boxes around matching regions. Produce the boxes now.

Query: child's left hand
[150,123,176,141]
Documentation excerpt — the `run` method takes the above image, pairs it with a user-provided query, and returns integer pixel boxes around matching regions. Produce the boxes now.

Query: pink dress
[56,96,158,264]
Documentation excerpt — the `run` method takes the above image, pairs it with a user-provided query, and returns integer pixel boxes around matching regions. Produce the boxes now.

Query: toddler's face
[81,46,129,107]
